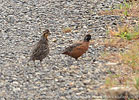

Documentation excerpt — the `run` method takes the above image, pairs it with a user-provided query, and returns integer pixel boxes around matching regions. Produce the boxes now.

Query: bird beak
[43,31,51,38]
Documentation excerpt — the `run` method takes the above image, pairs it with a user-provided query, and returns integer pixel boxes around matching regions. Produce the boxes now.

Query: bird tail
[58,49,67,54]
[62,51,68,55]
[62,52,65,54]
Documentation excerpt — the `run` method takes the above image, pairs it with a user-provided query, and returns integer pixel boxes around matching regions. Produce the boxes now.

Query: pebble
[13,87,21,92]
[0,0,134,99]
[106,62,119,65]
[83,79,91,85]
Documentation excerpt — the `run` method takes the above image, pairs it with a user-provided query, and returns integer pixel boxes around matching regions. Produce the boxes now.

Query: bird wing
[71,42,89,52]
[31,43,48,58]
[63,43,82,53]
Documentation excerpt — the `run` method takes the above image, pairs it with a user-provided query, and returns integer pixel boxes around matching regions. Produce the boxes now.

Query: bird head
[84,34,91,42]
[43,29,51,38]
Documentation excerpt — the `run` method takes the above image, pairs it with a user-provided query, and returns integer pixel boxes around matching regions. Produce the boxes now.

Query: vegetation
[99,0,139,97]
[99,0,139,17]
[134,77,139,90]
[115,25,139,40]
[121,41,139,71]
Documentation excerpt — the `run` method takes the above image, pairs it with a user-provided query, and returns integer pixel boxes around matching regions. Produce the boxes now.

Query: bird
[29,29,51,66]
[62,34,91,60]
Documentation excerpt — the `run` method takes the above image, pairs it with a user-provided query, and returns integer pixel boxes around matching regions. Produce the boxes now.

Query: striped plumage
[29,29,51,66]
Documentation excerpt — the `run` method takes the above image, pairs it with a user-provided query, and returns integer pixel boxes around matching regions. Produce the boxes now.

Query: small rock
[51,38,57,42]
[83,79,91,85]
[68,82,74,86]
[72,88,78,91]
[12,81,19,86]
[59,96,67,100]
[103,86,138,100]
[55,78,58,82]
[70,65,79,69]
[13,87,21,92]
[106,62,119,66]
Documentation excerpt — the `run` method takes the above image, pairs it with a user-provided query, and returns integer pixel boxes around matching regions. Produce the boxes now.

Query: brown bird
[29,29,51,66]
[62,34,91,60]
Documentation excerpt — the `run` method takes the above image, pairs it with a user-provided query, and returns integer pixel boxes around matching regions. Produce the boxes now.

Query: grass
[109,24,139,40]
[100,29,139,99]
[103,24,139,49]
[118,0,131,9]
[134,77,139,90]
[105,77,116,87]
[115,25,139,40]
[121,41,139,71]
[98,0,139,98]
[99,0,139,17]
[118,0,131,16]
[100,52,122,63]
[100,27,139,96]
[102,24,139,71]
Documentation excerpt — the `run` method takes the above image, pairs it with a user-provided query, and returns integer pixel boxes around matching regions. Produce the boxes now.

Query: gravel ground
[0,0,125,99]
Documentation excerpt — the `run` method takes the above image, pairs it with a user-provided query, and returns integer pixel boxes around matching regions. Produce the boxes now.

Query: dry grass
[127,0,138,2]
[102,24,139,48]
[99,24,139,94]
[103,70,139,90]
[99,26,139,96]
[103,37,130,48]
[111,25,139,40]
[121,41,139,71]
[100,52,122,63]
[100,38,139,95]
[133,75,139,90]
[98,1,139,98]
[99,1,139,17]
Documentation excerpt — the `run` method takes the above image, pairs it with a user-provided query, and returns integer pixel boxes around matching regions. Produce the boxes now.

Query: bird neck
[84,40,89,42]
[41,36,48,43]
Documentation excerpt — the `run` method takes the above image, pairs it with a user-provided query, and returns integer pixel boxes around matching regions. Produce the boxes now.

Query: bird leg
[40,60,43,67]
[33,60,36,67]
